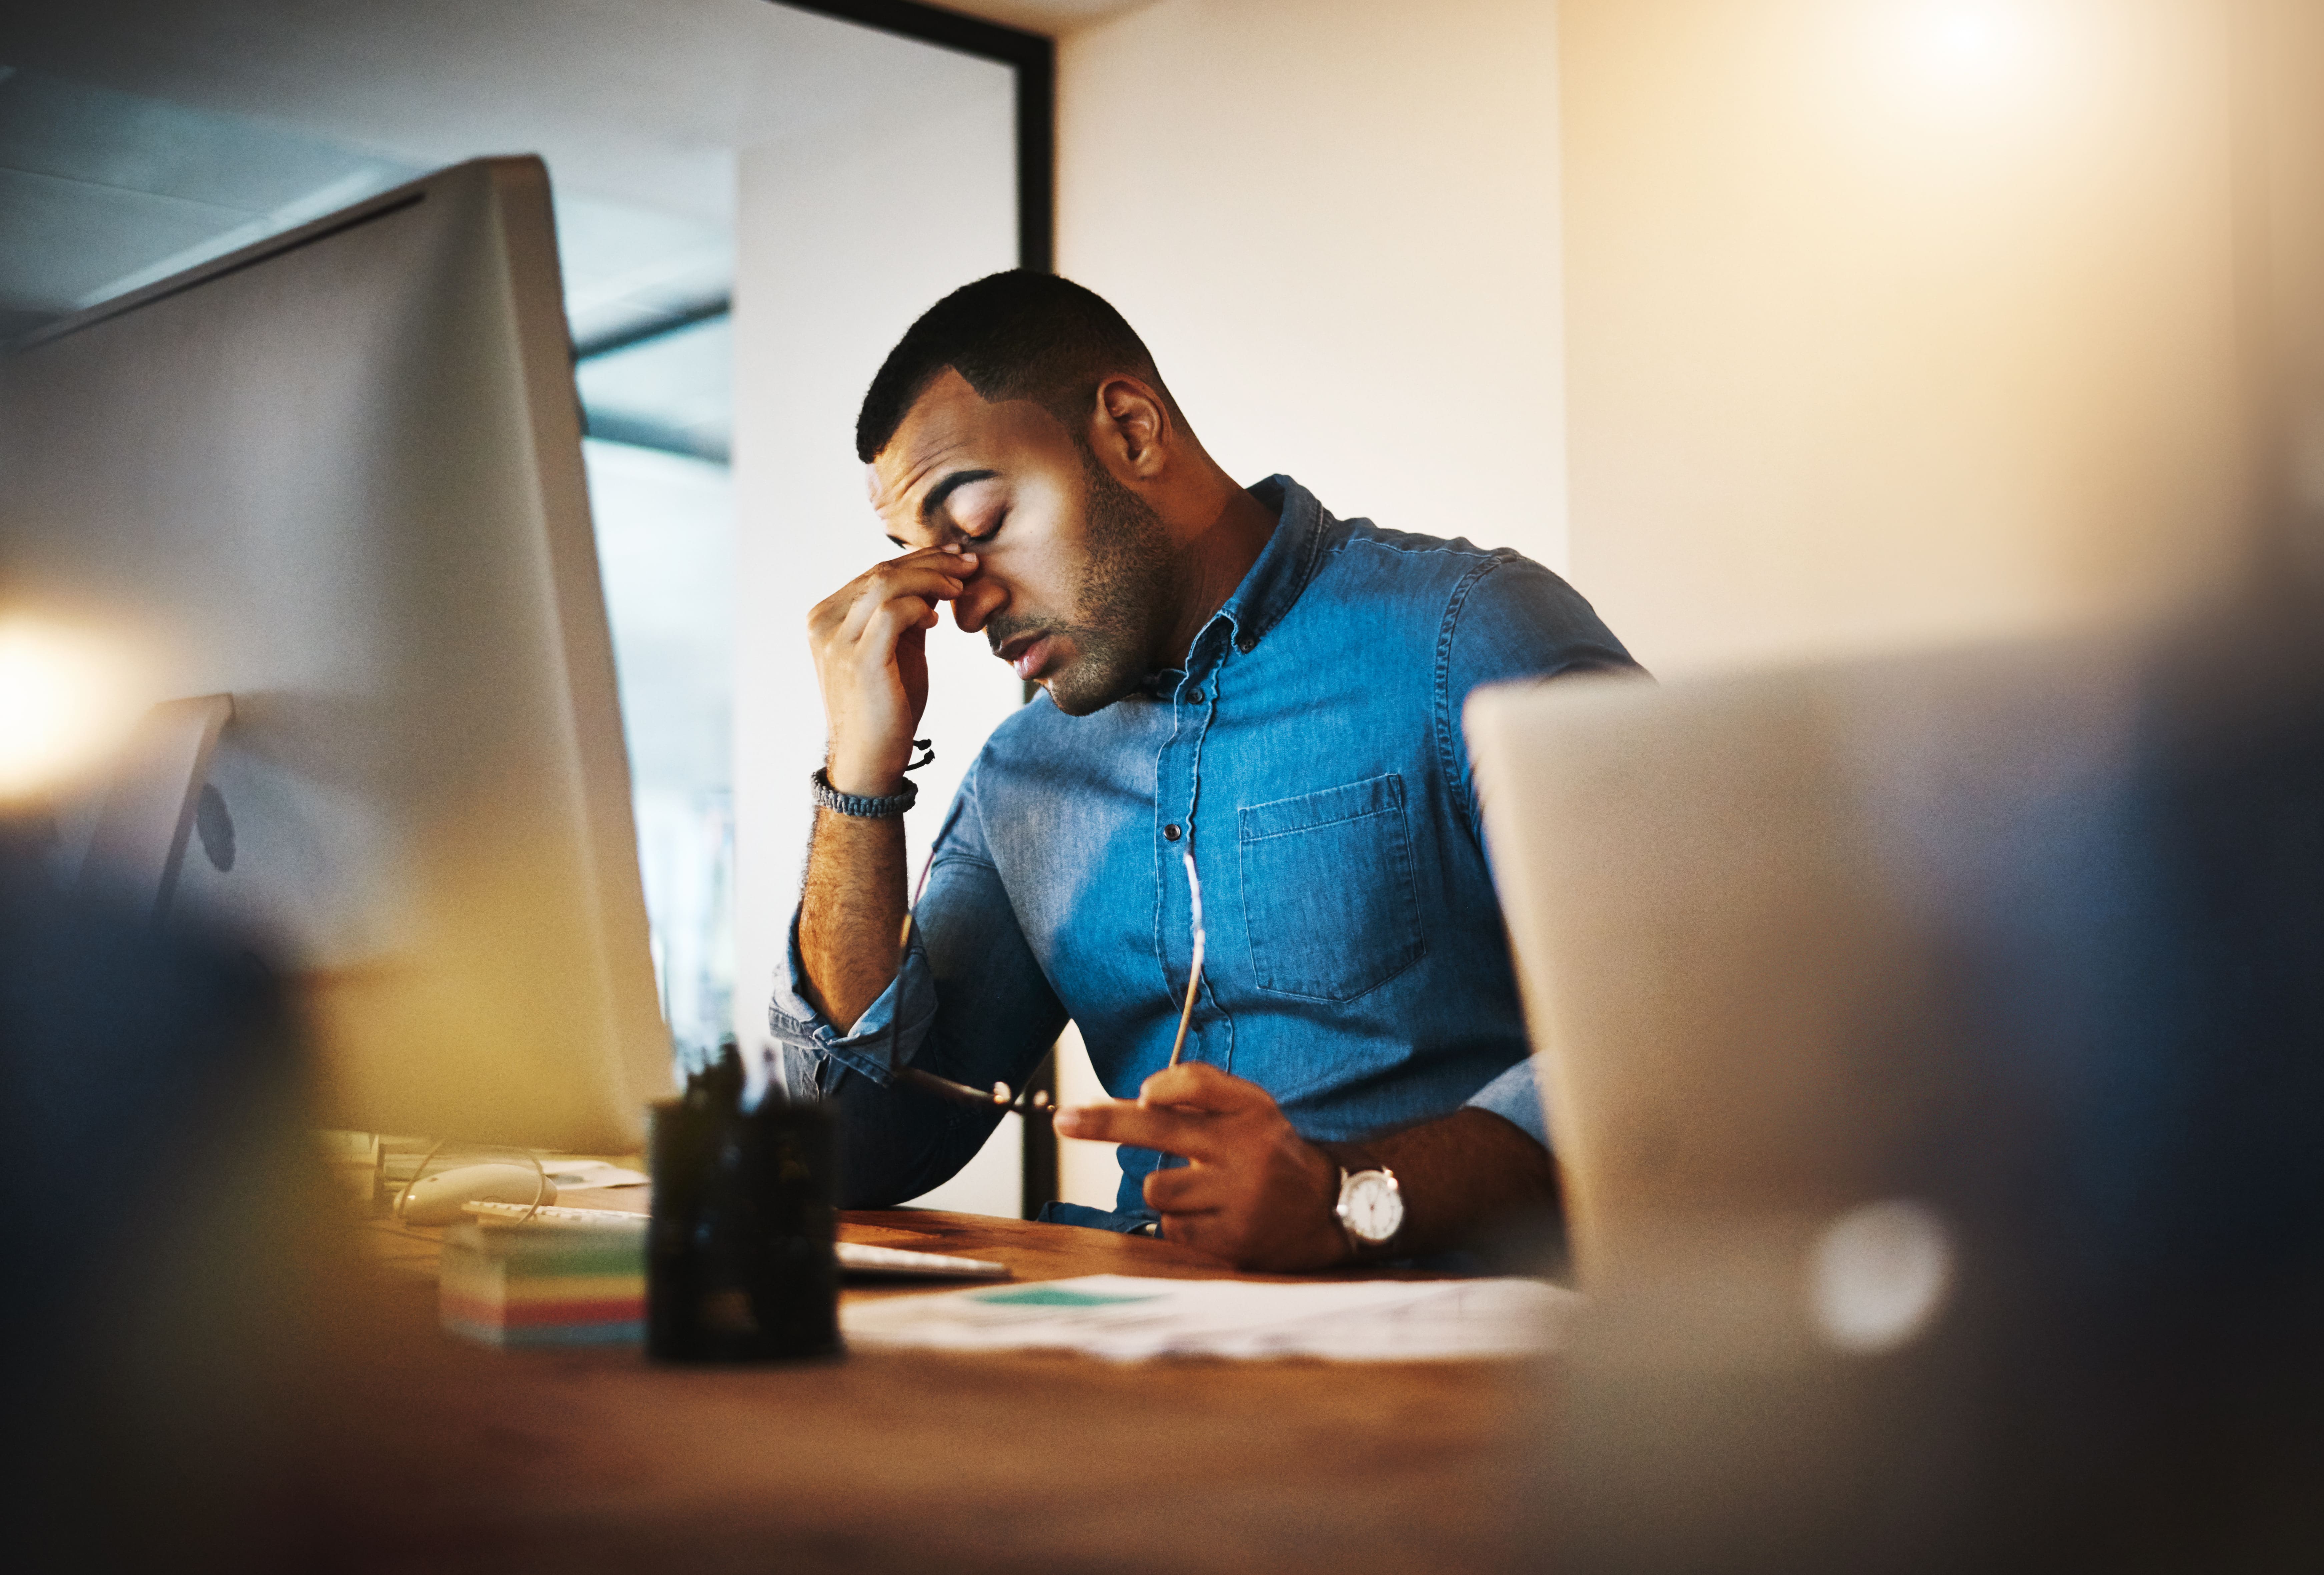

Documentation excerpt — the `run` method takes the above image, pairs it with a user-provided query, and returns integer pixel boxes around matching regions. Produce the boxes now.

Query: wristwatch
[1335,1165,1404,1254]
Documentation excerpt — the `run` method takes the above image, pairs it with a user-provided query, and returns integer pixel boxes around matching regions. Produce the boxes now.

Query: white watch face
[1342,1171,1404,1244]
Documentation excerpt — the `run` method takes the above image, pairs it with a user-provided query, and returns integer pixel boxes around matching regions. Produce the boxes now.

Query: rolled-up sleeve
[1463,1057,1551,1150]
[768,913,938,1093]
[768,766,1067,1206]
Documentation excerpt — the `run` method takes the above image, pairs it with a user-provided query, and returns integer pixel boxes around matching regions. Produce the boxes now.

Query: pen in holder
[647,1044,842,1363]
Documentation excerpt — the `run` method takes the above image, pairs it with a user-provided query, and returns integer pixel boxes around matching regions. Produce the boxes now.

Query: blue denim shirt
[771,476,1636,1227]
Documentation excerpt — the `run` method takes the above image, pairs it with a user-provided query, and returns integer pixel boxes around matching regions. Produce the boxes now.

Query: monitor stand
[77,693,234,925]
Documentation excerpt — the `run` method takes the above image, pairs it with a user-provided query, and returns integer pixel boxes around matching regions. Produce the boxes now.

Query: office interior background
[1,0,2305,1222]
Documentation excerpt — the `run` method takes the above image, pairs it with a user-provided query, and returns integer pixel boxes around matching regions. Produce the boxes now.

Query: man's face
[869,368,1181,717]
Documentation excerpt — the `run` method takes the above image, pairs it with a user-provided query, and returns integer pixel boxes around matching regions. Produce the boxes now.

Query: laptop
[1466,620,2324,1571]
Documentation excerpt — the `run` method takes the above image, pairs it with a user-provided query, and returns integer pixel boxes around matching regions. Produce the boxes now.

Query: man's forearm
[797,807,909,1031]
[1317,1107,1560,1259]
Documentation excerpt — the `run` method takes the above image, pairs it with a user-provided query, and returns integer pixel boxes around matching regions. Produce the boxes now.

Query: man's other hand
[1053,1062,1348,1271]
[807,545,977,796]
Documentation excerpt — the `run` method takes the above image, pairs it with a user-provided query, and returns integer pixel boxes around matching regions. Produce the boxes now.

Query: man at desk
[771,272,1636,1270]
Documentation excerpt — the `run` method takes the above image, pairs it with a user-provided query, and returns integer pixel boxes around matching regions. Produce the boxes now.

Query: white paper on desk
[840,1274,1577,1361]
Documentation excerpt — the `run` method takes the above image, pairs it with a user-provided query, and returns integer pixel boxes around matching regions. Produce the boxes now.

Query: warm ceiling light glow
[1906,0,2048,92]
[1933,4,2014,63]
[0,615,141,801]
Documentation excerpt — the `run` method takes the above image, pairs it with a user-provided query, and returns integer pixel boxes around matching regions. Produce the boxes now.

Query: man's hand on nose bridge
[938,543,1000,635]
[806,544,978,797]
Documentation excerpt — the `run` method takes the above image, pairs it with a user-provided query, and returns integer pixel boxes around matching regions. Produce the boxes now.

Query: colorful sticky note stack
[438,1218,645,1347]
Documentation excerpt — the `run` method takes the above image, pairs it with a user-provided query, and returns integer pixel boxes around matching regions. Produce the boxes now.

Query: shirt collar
[1133,475,1330,696]
[1212,474,1329,655]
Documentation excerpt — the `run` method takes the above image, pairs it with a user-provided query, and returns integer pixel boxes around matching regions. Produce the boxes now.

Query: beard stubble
[991,450,1185,717]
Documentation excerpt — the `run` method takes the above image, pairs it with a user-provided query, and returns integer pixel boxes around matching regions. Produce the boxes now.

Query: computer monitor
[0,157,671,1153]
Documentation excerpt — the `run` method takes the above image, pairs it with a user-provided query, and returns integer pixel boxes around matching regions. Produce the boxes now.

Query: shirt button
[1186,689,1204,703]
[1236,635,1256,653]
[1163,824,1182,842]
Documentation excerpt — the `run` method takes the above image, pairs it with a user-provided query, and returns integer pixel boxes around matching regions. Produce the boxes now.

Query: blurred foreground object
[0,822,327,1574]
[647,1061,841,1365]
[1471,597,2324,1571]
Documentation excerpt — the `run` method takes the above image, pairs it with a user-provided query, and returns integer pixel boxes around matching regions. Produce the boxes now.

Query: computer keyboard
[460,1200,1010,1278]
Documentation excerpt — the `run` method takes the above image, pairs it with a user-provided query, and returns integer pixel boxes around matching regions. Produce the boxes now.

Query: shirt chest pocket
[1237,772,1427,1001]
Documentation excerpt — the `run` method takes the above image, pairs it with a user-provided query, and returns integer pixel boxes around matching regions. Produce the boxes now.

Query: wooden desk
[309,1205,1541,1574]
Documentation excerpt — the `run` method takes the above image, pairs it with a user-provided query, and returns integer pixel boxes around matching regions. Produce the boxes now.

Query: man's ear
[1087,375,1171,481]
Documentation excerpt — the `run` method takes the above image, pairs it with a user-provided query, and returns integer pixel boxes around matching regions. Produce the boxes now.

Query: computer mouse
[399,1162,558,1226]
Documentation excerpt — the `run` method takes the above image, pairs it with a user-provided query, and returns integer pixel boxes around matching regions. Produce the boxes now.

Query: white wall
[731,49,1027,1215]
[1559,0,2252,677]
[1059,0,2253,689]
[1057,0,1569,572]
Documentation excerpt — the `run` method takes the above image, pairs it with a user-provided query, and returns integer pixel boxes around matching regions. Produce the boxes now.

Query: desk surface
[311,1201,1539,1575]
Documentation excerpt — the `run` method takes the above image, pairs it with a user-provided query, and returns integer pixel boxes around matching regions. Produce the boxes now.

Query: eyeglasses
[892,842,1054,1116]
[890,843,1210,1113]
[1166,847,1205,1068]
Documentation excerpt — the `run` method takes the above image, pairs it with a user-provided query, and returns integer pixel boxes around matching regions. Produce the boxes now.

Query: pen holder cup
[647,1096,843,1363]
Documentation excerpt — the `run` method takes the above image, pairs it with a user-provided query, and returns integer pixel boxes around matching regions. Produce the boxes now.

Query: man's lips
[1000,633,1054,681]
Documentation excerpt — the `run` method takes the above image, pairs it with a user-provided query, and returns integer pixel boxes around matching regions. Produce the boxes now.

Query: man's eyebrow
[920,468,999,524]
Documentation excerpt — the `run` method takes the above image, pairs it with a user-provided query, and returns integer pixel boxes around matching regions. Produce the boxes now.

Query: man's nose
[952,573,1005,635]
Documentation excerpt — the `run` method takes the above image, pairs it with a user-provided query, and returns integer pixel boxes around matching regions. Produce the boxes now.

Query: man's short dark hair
[855,270,1172,463]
